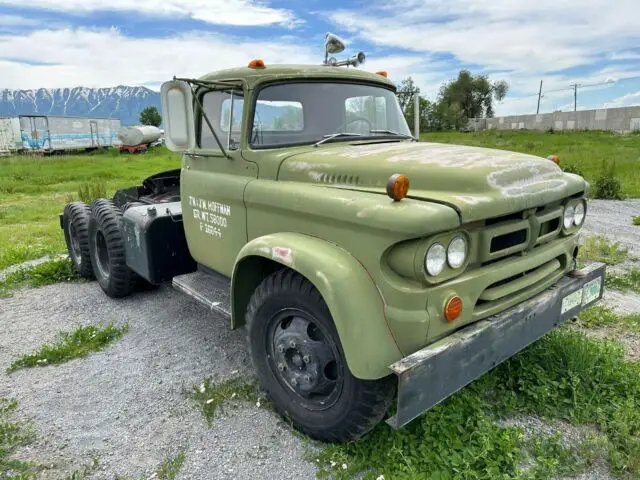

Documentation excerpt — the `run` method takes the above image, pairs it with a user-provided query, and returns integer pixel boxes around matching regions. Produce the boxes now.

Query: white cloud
[0,14,42,26]
[0,0,297,27]
[604,91,640,108]
[0,27,317,89]
[325,0,640,110]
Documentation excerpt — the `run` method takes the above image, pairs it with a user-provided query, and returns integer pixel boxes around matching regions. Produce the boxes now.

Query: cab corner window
[200,90,244,151]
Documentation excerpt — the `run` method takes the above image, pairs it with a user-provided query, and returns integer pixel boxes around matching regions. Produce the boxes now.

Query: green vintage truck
[61,35,605,442]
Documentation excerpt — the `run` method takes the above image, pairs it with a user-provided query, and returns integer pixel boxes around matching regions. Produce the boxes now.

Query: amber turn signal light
[547,154,560,164]
[444,296,463,322]
[386,174,409,201]
[248,59,266,69]
[376,71,388,78]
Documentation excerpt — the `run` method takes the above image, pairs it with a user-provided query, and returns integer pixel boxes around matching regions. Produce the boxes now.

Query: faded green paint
[172,65,587,379]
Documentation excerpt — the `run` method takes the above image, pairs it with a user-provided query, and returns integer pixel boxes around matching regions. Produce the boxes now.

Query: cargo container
[4,115,121,152]
[0,117,21,153]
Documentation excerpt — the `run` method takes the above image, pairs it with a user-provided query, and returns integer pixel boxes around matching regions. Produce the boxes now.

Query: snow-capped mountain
[0,86,160,126]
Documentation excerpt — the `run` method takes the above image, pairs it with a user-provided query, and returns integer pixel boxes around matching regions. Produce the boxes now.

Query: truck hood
[278,141,586,222]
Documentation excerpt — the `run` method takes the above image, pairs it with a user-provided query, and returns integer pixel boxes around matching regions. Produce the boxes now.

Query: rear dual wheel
[88,199,136,298]
[62,202,94,278]
[247,269,395,442]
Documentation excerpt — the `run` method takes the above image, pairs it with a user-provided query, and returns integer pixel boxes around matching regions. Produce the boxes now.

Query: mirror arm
[192,89,228,158]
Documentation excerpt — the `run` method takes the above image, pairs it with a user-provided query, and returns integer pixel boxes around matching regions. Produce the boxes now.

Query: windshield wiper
[313,132,363,147]
[370,129,415,140]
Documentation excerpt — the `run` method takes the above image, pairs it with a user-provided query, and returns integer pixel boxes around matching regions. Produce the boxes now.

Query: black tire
[246,269,395,442]
[88,199,135,298]
[62,202,94,278]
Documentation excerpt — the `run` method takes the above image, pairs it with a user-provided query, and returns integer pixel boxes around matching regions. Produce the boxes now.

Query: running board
[172,270,231,319]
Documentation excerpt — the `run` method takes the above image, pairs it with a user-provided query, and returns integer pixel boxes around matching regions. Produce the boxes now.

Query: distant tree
[438,70,508,122]
[139,106,162,127]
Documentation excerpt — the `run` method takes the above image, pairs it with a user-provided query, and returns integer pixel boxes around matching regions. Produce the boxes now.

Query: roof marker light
[248,59,266,69]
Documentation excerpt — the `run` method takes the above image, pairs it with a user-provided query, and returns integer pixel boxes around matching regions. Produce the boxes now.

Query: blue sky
[0,0,639,115]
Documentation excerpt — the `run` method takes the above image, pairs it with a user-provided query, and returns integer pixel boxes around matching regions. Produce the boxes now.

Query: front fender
[232,232,403,380]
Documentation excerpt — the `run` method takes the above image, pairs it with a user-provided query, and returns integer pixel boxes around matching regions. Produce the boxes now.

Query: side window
[345,96,387,133]
[200,90,243,150]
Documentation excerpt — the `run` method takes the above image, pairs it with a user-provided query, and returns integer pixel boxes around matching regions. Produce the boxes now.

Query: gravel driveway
[1,198,638,479]
[0,284,317,479]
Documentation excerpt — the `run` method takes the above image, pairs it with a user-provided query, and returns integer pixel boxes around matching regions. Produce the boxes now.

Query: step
[172,269,231,318]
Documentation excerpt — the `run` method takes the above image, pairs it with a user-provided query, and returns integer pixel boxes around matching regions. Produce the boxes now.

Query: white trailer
[16,115,121,152]
[0,117,21,154]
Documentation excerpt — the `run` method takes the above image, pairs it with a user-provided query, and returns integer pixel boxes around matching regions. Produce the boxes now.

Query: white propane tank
[117,125,161,146]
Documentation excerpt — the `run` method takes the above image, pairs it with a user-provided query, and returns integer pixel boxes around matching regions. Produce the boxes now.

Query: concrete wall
[469,106,640,133]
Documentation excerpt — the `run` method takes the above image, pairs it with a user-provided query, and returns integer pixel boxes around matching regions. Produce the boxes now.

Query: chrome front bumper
[387,262,606,428]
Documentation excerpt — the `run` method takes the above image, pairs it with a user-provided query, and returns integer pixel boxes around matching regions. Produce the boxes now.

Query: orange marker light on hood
[387,174,409,201]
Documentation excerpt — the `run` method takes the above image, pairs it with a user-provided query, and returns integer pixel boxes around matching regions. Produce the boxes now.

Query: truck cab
[61,38,605,442]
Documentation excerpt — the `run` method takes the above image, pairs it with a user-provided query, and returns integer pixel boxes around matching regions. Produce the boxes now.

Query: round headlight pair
[425,236,467,276]
[563,201,586,229]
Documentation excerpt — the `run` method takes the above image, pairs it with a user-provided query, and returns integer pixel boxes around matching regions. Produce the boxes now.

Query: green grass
[422,130,640,197]
[578,235,630,265]
[0,258,80,297]
[6,323,129,373]
[315,328,640,479]
[0,398,38,479]
[606,268,640,294]
[189,377,263,426]
[156,450,186,480]
[579,305,640,332]
[0,147,180,270]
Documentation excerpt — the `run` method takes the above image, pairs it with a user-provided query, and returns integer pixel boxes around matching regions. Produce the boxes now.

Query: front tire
[62,202,94,278]
[88,199,135,298]
[246,269,395,442]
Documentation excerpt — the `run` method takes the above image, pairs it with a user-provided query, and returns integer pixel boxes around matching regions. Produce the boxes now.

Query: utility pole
[536,80,543,114]
[572,83,578,112]
[414,88,420,139]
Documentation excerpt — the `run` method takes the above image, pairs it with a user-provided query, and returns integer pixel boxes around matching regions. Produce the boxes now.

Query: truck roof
[199,64,396,90]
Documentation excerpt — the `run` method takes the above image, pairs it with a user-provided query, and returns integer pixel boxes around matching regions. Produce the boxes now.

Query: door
[24,116,49,150]
[181,88,257,277]
[90,120,99,146]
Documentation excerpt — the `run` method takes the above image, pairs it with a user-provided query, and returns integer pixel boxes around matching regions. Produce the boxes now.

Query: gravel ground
[1,199,638,479]
[0,283,317,479]
[582,198,640,262]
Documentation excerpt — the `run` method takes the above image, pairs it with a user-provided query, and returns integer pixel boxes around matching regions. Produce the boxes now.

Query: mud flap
[386,262,606,428]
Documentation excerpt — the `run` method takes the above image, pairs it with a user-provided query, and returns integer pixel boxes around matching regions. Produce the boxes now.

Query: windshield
[250,82,411,148]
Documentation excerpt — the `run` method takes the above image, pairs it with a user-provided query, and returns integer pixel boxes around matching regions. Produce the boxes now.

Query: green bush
[562,163,584,177]
[77,180,107,204]
[633,216,640,226]
[593,160,622,199]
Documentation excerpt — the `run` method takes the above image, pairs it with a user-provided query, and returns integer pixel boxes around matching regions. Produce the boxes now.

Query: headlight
[563,205,575,229]
[447,236,467,268]
[425,243,446,276]
[573,202,585,226]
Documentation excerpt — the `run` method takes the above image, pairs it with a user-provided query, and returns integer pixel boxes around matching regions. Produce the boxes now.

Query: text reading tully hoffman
[189,196,231,238]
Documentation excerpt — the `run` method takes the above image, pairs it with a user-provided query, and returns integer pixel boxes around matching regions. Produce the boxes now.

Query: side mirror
[160,80,196,152]
[325,32,346,56]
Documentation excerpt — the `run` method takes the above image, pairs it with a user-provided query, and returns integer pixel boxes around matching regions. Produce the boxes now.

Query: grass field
[1,130,638,271]
[423,130,640,198]
[0,147,180,270]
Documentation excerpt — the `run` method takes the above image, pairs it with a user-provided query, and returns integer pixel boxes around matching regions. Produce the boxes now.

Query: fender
[232,232,403,380]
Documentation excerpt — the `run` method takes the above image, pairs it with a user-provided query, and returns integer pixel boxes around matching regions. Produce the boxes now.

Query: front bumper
[387,262,606,428]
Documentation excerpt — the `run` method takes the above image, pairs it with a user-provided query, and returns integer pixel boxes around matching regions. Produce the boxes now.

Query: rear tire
[62,202,94,278]
[88,199,135,298]
[246,269,395,442]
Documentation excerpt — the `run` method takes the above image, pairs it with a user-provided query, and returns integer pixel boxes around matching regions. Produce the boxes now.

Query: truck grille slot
[490,229,527,253]
[474,256,566,318]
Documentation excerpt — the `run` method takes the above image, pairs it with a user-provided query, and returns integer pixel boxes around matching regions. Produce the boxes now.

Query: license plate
[561,276,603,314]
[561,289,583,314]
[582,277,602,306]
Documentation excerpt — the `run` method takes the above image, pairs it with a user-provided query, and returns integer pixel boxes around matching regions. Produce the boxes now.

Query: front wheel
[246,269,395,442]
